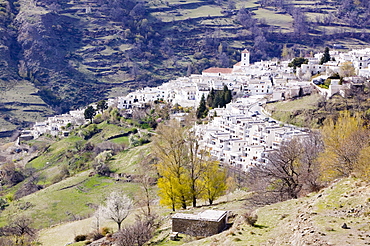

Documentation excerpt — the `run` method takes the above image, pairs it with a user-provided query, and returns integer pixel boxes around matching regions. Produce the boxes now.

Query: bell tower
[241,49,250,66]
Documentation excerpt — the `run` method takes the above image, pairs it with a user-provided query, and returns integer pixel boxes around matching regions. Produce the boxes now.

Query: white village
[18,47,370,171]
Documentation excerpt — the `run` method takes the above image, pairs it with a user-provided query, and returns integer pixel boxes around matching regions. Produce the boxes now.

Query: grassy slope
[155,178,370,246]
[0,122,150,231]
[265,94,322,127]
[265,90,370,128]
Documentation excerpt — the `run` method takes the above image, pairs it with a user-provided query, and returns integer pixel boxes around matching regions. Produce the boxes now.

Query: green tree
[196,94,208,119]
[97,100,108,113]
[206,88,215,108]
[288,57,308,69]
[223,85,232,105]
[319,47,331,65]
[84,106,96,123]
[213,91,225,108]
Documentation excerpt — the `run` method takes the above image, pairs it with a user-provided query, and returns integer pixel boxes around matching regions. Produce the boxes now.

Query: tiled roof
[203,67,233,74]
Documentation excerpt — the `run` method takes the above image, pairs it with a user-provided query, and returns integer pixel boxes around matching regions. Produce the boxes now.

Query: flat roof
[172,210,227,222]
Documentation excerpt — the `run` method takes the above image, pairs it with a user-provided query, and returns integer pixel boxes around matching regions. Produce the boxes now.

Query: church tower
[241,49,250,66]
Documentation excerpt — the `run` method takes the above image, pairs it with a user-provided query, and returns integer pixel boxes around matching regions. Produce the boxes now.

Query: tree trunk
[209,198,213,205]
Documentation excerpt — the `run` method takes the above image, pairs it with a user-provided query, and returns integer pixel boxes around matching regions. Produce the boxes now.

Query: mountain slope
[175,178,370,246]
[2,0,370,135]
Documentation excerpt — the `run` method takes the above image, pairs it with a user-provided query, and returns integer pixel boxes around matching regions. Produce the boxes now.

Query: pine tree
[207,88,215,108]
[196,94,208,119]
[84,106,96,123]
[319,47,331,65]
[213,92,223,108]
[223,85,232,105]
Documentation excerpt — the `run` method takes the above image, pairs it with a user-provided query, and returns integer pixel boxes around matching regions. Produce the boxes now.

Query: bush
[75,234,87,242]
[90,231,103,240]
[244,211,258,226]
[101,227,111,236]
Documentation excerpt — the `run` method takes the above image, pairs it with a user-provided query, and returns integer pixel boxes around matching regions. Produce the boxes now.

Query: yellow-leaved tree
[320,111,370,180]
[153,120,190,210]
[153,120,227,210]
[202,160,227,205]
[356,145,370,181]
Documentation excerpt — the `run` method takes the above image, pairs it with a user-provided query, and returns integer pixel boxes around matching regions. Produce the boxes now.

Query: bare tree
[100,191,133,231]
[114,215,156,246]
[2,215,37,245]
[136,152,156,216]
[248,133,325,205]
[265,138,303,199]
[299,132,324,193]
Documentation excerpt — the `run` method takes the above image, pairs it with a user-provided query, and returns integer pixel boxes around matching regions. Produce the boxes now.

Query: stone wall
[172,217,227,236]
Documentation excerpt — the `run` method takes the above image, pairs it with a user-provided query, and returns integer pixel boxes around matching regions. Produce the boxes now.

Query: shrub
[90,231,104,240]
[244,211,258,226]
[101,227,111,236]
[75,234,87,242]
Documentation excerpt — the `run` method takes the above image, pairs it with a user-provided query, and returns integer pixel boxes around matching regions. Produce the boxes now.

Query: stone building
[172,210,228,236]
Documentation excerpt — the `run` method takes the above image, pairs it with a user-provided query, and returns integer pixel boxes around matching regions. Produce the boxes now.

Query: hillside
[33,177,370,246]
[0,112,369,245]
[1,0,370,135]
[265,92,370,128]
[0,119,152,227]
[152,178,370,246]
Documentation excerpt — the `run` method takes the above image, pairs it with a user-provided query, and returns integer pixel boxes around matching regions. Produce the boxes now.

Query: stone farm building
[172,210,228,236]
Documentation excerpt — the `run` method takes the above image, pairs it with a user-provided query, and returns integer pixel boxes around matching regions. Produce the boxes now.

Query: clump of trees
[288,57,308,70]
[196,85,232,119]
[207,85,232,109]
[114,215,157,246]
[152,120,227,210]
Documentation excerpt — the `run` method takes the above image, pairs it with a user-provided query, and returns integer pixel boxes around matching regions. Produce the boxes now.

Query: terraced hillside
[1,0,370,136]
